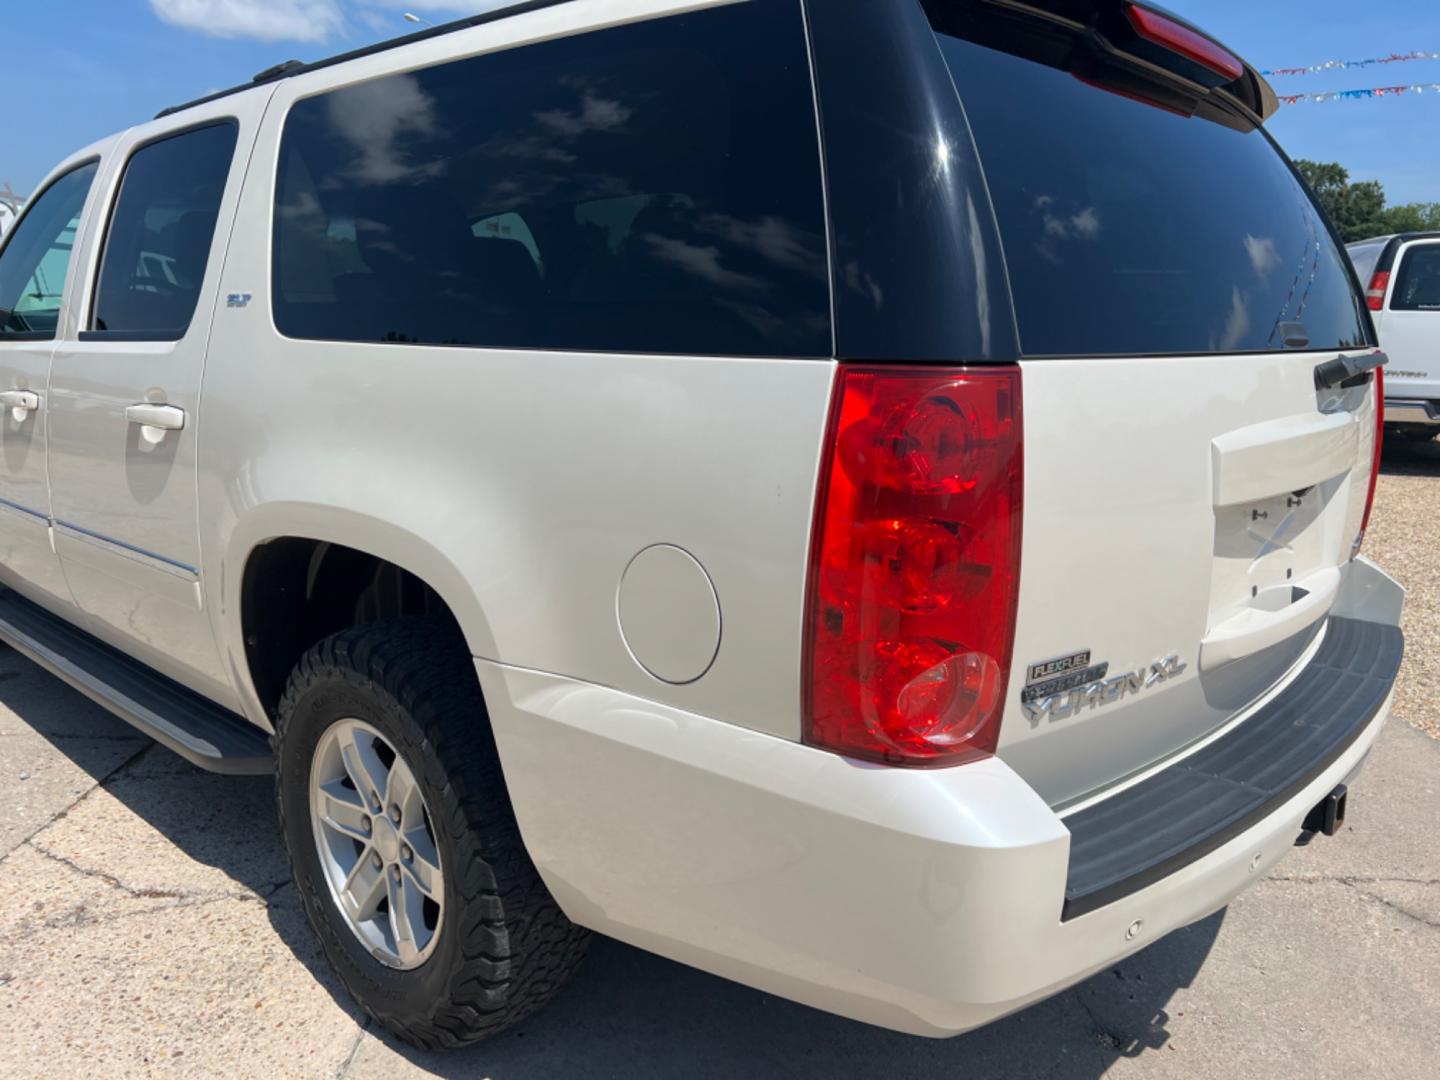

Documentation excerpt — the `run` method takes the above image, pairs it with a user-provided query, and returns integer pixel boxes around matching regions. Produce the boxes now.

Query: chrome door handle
[0,389,39,420]
[125,403,186,432]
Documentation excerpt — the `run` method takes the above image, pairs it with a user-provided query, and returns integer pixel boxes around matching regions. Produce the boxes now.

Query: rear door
[1378,240,1440,398]
[920,3,1380,805]
[45,94,269,706]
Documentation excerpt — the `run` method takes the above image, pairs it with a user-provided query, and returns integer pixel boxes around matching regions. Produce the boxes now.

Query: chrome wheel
[309,718,445,969]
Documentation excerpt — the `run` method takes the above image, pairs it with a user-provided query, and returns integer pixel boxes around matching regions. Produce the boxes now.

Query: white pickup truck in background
[1350,232,1440,439]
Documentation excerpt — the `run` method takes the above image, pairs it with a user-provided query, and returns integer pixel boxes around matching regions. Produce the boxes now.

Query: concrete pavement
[0,646,1435,1078]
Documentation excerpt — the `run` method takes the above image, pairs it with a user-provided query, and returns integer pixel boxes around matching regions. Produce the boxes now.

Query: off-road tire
[275,618,589,1048]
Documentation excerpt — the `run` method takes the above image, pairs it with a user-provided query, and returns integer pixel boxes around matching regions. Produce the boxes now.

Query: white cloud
[150,0,516,43]
[326,74,443,183]
[149,0,345,42]
[1244,234,1281,277]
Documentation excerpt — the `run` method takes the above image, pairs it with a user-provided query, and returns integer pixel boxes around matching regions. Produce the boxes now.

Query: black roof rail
[155,0,572,119]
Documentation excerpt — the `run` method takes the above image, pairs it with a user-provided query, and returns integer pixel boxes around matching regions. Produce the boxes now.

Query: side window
[1392,245,1440,312]
[272,0,830,356]
[0,162,98,339]
[91,122,239,339]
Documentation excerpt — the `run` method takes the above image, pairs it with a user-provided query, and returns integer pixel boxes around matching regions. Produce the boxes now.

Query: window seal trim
[77,329,186,343]
[87,118,241,341]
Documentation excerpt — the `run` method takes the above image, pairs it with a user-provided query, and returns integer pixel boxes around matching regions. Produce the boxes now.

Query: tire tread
[275,618,589,1049]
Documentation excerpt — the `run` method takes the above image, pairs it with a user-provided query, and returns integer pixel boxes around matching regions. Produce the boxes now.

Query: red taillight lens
[1366,270,1391,312]
[1354,365,1385,558]
[1126,4,1244,82]
[803,366,1023,767]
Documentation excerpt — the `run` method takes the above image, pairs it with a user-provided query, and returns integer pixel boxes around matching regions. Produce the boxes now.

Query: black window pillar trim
[800,0,1020,365]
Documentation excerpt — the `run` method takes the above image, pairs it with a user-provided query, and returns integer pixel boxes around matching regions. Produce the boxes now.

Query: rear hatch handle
[1314,350,1387,391]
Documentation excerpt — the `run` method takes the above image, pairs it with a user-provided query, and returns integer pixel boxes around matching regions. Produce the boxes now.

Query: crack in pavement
[1268,873,1440,886]
[1263,872,1440,930]
[333,1015,372,1079]
[25,837,292,904]
[27,838,198,900]
[1070,987,1148,1056]
[0,853,294,940]
[1350,885,1440,931]
[28,890,266,932]
[0,741,156,868]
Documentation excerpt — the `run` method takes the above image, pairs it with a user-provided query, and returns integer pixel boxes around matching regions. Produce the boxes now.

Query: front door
[47,97,267,705]
[0,156,103,612]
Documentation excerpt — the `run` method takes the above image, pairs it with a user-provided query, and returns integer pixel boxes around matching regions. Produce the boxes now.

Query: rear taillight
[1366,270,1391,312]
[1353,365,1385,558]
[1125,4,1244,82]
[803,366,1023,767]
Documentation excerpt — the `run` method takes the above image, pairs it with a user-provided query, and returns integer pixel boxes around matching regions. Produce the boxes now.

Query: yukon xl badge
[1022,651,1186,726]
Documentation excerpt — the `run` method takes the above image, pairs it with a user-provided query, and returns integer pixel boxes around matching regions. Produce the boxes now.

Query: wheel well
[240,538,463,717]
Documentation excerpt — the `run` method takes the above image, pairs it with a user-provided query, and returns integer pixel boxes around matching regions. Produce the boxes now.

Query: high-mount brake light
[1126,4,1244,82]
[803,366,1023,767]
[1366,270,1391,312]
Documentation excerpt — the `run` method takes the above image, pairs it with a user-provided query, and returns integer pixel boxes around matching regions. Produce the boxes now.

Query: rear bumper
[1384,398,1440,425]
[476,560,1404,1038]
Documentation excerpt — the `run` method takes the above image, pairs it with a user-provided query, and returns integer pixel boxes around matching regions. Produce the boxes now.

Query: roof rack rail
[154,0,570,120]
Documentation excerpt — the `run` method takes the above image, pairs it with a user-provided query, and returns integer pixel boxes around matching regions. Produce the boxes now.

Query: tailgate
[1004,351,1378,804]
[927,2,1381,804]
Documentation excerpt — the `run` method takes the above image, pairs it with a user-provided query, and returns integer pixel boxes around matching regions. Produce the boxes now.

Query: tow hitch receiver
[1302,785,1348,837]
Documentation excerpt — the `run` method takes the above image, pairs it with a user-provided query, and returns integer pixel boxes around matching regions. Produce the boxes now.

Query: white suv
[1349,232,1440,438]
[0,0,1403,1049]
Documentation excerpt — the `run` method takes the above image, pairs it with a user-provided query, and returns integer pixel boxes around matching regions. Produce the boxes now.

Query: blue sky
[4,1,1439,203]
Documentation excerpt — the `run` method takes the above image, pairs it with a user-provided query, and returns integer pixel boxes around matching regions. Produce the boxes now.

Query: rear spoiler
[952,0,1279,123]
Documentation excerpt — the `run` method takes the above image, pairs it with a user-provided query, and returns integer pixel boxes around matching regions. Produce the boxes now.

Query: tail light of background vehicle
[1366,271,1391,311]
[803,366,1023,767]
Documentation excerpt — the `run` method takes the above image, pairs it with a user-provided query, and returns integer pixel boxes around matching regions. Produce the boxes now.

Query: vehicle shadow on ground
[1380,432,1440,475]
[9,664,1225,1080]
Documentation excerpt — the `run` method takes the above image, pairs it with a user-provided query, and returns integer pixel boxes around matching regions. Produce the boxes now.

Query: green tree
[1381,202,1440,234]
[1293,159,1388,242]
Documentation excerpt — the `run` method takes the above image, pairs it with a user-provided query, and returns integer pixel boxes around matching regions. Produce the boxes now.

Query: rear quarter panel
[195,0,833,739]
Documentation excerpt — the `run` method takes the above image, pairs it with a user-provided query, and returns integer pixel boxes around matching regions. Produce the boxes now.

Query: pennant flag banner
[1277,83,1440,105]
[1263,51,1440,77]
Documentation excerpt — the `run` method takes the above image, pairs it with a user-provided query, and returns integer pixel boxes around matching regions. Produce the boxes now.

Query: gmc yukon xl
[0,0,1403,1049]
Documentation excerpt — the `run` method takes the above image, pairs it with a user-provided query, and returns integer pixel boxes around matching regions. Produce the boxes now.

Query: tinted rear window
[1347,241,1386,287]
[1392,244,1440,311]
[272,1,829,357]
[933,29,1370,357]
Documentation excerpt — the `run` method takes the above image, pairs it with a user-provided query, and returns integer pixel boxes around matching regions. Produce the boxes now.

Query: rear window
[932,27,1371,357]
[272,0,829,357]
[1347,241,1387,288]
[1392,244,1440,311]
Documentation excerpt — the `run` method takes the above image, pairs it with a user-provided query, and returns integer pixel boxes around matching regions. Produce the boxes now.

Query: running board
[0,589,272,774]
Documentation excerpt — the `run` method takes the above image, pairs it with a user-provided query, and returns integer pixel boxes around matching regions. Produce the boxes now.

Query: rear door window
[931,21,1370,357]
[91,122,238,339]
[271,0,830,357]
[0,162,97,339]
[1391,244,1440,311]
